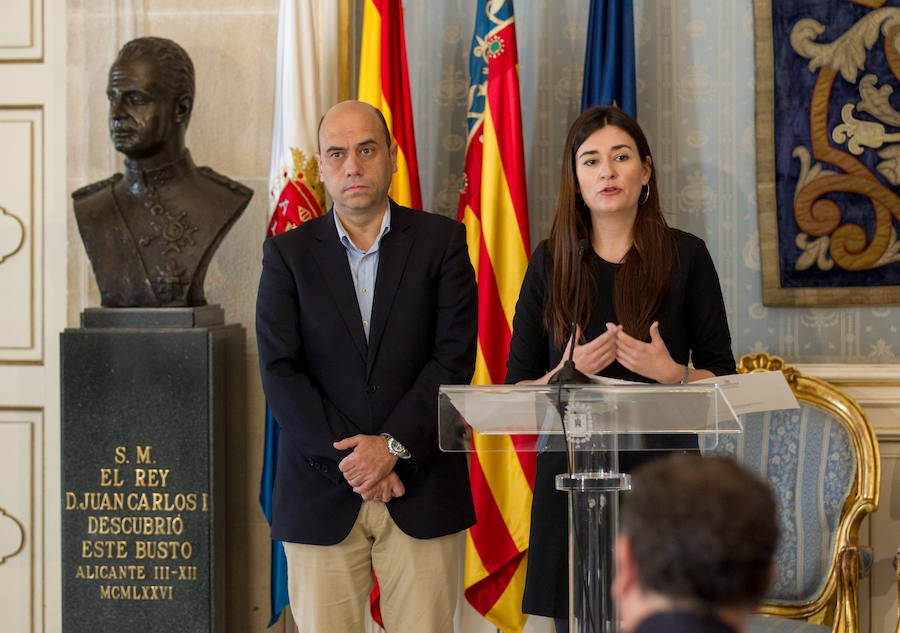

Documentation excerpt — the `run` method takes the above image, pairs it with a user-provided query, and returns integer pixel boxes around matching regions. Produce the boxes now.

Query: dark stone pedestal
[61,306,243,633]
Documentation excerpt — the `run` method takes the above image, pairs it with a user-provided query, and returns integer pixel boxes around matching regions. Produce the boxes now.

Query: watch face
[387,437,408,458]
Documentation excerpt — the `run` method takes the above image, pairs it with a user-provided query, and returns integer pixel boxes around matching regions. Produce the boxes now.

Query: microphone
[548,239,592,385]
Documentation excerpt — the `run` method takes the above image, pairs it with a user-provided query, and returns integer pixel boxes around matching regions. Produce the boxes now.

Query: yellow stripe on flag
[461,206,482,282]
[392,146,416,208]
[480,104,529,329]
[358,2,383,99]
[473,339,491,387]
[475,436,532,548]
[485,555,529,633]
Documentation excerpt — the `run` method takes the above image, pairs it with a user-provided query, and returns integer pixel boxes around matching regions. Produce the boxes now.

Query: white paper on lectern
[697,371,798,414]
[590,370,798,415]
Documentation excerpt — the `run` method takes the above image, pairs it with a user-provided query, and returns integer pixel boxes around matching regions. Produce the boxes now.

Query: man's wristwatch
[381,433,411,459]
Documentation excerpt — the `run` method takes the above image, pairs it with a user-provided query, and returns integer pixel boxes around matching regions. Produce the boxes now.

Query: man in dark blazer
[256,100,477,633]
[612,454,779,633]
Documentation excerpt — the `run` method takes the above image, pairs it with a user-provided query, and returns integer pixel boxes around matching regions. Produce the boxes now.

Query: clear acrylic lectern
[439,382,741,633]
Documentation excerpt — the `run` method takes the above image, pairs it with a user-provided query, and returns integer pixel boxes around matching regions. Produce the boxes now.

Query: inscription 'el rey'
[101,445,169,487]
[100,468,170,487]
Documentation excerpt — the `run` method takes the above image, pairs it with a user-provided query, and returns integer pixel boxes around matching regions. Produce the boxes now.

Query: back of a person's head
[621,453,779,610]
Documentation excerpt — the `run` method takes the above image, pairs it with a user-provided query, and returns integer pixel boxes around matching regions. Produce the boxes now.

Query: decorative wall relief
[755,0,900,305]
[0,206,25,265]
[0,506,25,565]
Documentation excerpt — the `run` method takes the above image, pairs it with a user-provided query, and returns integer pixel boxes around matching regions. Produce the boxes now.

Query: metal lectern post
[556,405,630,633]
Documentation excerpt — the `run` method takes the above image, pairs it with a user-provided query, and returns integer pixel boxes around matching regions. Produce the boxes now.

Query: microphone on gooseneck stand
[549,238,593,385]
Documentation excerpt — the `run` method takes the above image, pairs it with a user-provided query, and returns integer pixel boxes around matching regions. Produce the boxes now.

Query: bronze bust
[72,37,252,307]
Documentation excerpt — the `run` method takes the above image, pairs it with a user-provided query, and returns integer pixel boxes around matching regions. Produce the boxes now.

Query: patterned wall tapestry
[755,0,900,305]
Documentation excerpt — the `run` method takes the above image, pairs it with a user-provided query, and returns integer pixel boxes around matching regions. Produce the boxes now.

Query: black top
[507,230,735,618]
[507,230,735,384]
[633,612,739,633]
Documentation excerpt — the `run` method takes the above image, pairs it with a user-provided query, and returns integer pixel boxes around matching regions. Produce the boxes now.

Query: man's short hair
[621,453,779,610]
[114,37,195,117]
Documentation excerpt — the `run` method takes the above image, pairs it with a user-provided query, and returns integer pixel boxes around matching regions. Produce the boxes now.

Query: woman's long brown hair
[544,106,677,348]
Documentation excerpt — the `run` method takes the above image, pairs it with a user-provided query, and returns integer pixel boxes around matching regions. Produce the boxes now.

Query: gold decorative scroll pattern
[790,4,900,274]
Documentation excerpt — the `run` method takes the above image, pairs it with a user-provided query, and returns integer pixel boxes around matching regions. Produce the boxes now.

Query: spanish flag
[358,0,422,208]
[457,1,533,631]
[358,3,420,625]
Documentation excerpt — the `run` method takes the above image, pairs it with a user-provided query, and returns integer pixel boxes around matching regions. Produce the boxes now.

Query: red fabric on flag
[267,155,325,237]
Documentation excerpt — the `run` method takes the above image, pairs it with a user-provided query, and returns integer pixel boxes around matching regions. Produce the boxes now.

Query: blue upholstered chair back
[707,406,855,602]
[703,353,880,633]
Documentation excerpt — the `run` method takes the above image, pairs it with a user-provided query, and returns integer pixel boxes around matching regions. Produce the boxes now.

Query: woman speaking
[505,106,736,632]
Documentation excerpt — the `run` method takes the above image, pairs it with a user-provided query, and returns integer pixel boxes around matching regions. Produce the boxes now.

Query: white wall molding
[794,363,900,442]
[794,363,900,385]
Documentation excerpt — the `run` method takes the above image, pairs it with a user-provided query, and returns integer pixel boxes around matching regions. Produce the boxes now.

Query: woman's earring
[639,185,650,205]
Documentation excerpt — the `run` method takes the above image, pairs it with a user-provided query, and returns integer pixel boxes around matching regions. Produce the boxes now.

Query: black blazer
[256,202,477,544]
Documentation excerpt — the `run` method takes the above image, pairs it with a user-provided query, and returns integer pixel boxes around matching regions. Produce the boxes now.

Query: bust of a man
[72,37,252,307]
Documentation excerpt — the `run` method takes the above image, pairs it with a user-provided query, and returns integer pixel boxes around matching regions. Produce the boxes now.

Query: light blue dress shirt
[333,207,391,341]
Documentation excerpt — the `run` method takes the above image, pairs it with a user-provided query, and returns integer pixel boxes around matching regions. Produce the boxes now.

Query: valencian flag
[457,1,533,631]
[358,0,422,208]
[582,0,637,116]
[261,0,337,625]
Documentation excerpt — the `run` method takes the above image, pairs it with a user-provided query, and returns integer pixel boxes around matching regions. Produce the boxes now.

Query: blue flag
[259,405,289,626]
[581,0,636,116]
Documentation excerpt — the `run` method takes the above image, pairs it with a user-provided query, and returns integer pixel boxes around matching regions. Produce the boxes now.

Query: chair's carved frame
[737,352,881,633]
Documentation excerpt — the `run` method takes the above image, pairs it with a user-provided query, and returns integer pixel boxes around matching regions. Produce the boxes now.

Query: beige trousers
[283,500,463,633]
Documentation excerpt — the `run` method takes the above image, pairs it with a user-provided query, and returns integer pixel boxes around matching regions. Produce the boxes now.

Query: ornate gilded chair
[704,352,880,633]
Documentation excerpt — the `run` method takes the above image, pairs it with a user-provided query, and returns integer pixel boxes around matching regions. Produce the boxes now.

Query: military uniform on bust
[73,150,251,307]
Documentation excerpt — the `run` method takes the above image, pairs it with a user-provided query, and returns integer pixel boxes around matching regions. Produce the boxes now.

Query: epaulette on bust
[71,173,122,200]
[198,166,253,198]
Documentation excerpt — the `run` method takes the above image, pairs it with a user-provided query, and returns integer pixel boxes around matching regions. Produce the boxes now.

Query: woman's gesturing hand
[560,323,620,377]
[614,321,683,384]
